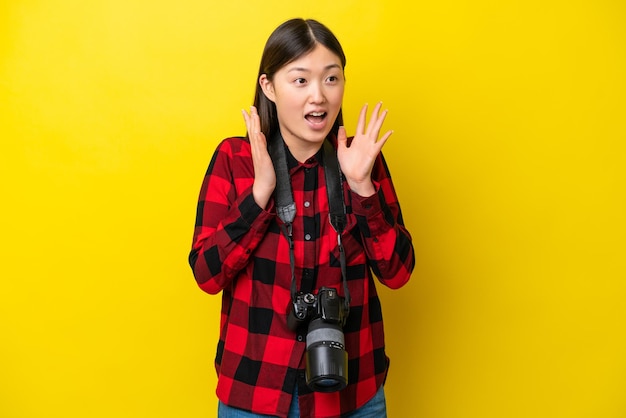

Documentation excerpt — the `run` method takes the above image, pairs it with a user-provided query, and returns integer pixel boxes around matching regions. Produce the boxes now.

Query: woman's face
[260,44,345,157]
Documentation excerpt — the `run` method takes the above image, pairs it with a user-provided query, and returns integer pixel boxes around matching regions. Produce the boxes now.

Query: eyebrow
[287,63,342,73]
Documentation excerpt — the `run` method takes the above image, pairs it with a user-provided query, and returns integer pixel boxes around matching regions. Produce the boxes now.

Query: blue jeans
[217,385,387,417]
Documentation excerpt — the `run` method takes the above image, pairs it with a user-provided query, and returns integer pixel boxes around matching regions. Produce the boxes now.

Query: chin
[307,132,331,144]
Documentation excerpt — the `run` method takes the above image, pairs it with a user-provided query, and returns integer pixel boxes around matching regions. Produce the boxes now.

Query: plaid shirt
[189,136,414,418]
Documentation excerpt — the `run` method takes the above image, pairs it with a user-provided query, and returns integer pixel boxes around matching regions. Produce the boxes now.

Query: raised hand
[242,106,276,208]
[337,102,393,197]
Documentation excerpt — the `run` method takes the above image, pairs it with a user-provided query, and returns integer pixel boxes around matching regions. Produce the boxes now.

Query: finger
[375,129,394,151]
[245,107,267,159]
[337,126,347,149]
[371,108,389,139]
[365,102,384,136]
[250,106,261,135]
[356,103,368,134]
[241,108,250,127]
[242,108,255,137]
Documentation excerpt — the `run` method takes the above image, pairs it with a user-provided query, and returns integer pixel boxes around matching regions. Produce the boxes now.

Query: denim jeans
[217,385,387,417]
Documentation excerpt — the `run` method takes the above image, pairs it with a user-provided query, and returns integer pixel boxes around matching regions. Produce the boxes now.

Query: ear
[259,74,276,103]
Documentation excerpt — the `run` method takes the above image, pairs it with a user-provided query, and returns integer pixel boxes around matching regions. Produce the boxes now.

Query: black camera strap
[268,132,351,311]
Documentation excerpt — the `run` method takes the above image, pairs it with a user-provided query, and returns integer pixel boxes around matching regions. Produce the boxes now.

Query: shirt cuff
[239,190,275,228]
[350,181,383,217]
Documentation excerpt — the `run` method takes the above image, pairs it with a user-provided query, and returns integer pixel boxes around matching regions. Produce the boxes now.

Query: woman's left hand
[337,102,393,197]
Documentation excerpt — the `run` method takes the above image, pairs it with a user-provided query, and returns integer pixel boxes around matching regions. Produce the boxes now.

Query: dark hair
[253,18,346,139]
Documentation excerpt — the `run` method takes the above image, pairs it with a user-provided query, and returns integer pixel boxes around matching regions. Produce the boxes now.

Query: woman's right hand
[242,106,276,209]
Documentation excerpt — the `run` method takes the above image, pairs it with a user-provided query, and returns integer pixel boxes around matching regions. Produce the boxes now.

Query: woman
[189,18,414,418]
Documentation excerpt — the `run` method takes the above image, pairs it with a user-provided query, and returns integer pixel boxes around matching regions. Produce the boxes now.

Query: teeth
[309,112,325,116]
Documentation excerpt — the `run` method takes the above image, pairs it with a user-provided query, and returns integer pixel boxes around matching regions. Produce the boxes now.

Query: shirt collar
[285,142,325,172]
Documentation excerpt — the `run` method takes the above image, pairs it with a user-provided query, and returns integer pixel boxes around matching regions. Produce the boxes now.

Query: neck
[279,130,325,163]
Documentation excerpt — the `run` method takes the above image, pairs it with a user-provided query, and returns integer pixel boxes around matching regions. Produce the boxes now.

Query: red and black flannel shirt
[189,136,414,418]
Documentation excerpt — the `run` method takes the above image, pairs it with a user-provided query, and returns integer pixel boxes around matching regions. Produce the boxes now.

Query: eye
[326,75,340,83]
[294,78,307,85]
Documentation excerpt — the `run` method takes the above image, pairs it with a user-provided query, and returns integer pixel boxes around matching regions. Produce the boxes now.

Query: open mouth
[305,111,327,124]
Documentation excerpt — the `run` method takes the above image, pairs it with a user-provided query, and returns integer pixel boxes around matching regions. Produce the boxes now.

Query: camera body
[287,287,349,392]
[287,287,348,331]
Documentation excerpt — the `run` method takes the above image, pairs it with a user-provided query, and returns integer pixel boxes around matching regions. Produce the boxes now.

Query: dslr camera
[287,287,349,392]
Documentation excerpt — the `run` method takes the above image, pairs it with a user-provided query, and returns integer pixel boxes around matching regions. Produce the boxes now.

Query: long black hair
[253,18,346,139]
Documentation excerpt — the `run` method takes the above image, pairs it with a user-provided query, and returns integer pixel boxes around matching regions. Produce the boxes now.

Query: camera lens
[305,318,348,392]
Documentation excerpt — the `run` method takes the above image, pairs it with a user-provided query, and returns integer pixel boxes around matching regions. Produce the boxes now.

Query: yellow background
[1,0,625,417]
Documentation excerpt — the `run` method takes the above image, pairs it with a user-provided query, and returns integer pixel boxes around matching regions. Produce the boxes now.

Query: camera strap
[268,132,351,311]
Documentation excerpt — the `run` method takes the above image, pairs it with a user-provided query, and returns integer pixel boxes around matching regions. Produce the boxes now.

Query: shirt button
[305,234,311,241]
[297,335,304,342]
[304,201,310,208]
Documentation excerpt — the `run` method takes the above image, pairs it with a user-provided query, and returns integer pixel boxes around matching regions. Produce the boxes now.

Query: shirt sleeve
[188,138,274,294]
[349,152,415,289]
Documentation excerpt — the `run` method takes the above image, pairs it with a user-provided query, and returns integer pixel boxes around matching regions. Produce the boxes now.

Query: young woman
[189,18,414,418]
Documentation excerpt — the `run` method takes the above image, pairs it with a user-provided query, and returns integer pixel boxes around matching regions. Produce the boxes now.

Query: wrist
[252,183,274,209]
[347,179,375,197]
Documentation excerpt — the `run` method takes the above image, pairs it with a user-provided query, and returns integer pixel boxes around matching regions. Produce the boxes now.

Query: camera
[287,287,349,392]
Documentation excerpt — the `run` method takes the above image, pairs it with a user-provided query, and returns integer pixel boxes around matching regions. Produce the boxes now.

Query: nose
[309,82,326,104]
